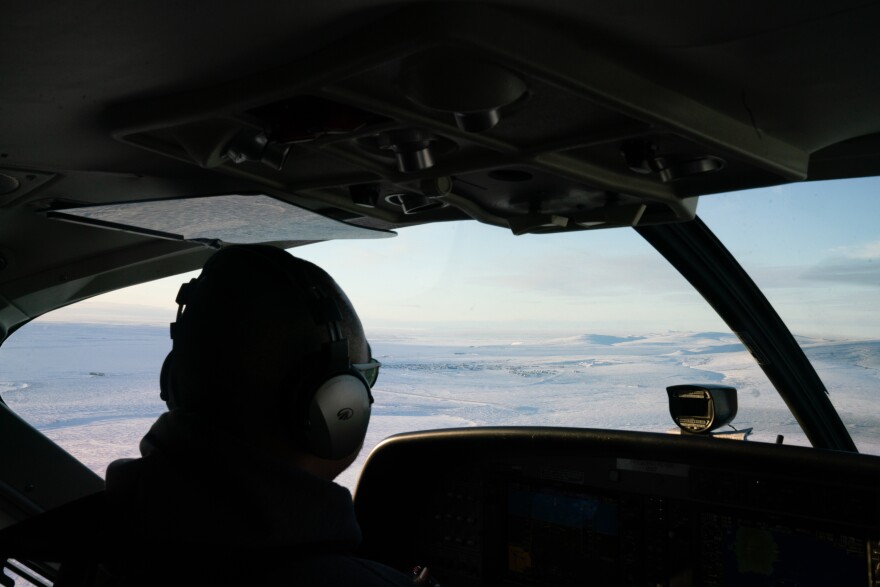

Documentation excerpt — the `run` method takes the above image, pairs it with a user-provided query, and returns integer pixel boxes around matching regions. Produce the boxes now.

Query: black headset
[160,245,373,460]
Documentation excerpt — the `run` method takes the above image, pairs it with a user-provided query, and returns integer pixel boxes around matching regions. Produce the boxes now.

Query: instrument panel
[354,428,880,586]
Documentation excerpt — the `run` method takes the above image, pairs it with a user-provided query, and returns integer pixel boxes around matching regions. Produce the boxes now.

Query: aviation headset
[159,245,373,460]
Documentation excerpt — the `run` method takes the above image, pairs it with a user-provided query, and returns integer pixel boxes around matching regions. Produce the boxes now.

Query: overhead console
[108,5,809,235]
[354,428,880,587]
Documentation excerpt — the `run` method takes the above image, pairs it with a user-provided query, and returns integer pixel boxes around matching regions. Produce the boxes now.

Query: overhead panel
[110,5,807,235]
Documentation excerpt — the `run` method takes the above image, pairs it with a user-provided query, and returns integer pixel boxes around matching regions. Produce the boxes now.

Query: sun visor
[46,194,395,245]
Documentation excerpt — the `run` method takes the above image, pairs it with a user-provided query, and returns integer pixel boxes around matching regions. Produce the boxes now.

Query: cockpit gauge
[667,384,737,434]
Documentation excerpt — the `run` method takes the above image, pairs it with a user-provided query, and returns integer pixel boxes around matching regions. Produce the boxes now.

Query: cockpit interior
[1,2,879,585]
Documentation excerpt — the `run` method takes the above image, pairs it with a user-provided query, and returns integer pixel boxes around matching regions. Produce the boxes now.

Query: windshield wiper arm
[637,217,857,452]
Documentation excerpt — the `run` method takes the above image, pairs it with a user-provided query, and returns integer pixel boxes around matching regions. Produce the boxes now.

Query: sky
[40,177,880,339]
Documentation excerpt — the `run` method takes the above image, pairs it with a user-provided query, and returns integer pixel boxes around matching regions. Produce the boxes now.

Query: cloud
[801,258,880,287]
[795,239,880,287]
[831,240,880,261]
[745,241,880,289]
[40,300,175,325]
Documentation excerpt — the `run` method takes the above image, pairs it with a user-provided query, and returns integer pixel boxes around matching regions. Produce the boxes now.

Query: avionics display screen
[678,396,710,418]
[506,483,618,585]
[701,514,868,586]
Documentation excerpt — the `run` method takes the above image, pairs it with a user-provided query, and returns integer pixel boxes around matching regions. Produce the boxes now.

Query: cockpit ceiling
[0,1,878,319]
[0,1,876,406]
[106,4,813,235]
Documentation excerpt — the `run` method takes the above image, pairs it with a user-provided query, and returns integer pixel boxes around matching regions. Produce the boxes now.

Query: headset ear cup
[160,351,177,410]
[303,371,372,459]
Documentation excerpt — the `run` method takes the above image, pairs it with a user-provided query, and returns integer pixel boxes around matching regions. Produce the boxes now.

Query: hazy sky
[41,177,880,339]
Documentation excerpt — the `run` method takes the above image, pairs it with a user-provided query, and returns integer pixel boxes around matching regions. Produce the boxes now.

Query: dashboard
[354,428,880,587]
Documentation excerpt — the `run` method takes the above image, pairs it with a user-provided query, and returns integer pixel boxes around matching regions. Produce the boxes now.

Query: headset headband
[170,248,343,349]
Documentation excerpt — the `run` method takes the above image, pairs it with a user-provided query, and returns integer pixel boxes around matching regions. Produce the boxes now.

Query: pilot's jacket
[104,410,414,585]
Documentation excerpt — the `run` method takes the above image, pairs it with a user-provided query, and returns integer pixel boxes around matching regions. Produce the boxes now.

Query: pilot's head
[161,244,375,478]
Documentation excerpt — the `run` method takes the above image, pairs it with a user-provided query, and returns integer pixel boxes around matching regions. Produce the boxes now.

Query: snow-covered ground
[1,323,878,492]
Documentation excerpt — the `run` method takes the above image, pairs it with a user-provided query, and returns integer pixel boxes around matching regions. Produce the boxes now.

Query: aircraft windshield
[698,178,880,455]
[1,178,877,491]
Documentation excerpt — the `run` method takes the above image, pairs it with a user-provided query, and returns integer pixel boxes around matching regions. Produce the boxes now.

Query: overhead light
[621,139,726,182]
[224,130,291,171]
[385,192,446,214]
[377,129,436,173]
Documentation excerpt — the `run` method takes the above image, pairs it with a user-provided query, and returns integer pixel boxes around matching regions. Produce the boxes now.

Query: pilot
[103,244,418,585]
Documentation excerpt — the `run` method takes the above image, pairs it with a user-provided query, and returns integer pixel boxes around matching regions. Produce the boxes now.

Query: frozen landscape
[1,322,879,492]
